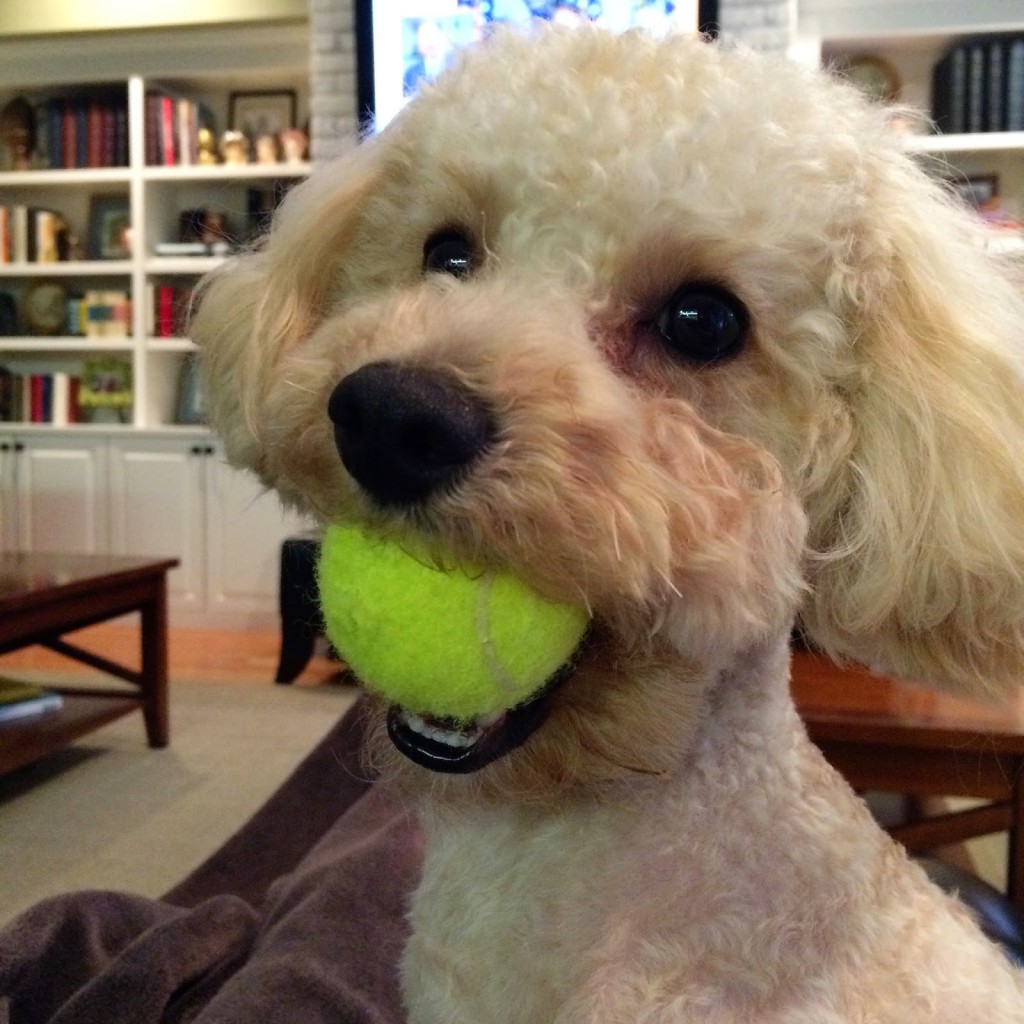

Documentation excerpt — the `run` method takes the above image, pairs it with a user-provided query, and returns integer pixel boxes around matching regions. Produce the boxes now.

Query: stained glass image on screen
[356,1,700,132]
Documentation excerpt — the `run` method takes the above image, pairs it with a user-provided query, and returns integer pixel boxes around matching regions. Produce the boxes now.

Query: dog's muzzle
[328,361,495,506]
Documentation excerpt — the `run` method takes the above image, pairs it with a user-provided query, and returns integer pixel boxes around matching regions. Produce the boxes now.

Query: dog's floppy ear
[191,145,380,476]
[801,170,1024,699]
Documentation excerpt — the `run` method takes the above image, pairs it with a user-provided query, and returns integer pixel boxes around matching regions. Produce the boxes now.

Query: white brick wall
[719,0,796,52]
[308,0,358,161]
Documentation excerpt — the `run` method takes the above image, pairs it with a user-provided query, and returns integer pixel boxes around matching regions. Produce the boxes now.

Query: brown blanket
[0,699,419,1024]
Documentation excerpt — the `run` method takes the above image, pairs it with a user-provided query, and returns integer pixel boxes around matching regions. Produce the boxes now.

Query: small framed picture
[229,89,297,143]
[88,194,132,260]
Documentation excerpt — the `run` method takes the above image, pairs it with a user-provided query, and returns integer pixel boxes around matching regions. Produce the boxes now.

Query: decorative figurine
[197,127,218,165]
[0,96,36,171]
[256,133,279,164]
[280,127,308,164]
[220,130,249,165]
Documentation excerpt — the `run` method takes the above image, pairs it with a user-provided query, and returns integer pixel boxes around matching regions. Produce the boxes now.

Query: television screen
[355,1,712,133]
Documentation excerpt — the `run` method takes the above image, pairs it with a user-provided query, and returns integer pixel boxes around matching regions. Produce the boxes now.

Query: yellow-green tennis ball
[317,524,589,722]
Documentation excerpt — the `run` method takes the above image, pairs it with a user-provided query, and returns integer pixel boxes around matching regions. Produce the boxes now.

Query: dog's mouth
[386,693,549,774]
[385,644,586,774]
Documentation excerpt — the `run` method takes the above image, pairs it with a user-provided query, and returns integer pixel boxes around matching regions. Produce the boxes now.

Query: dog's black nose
[328,361,495,506]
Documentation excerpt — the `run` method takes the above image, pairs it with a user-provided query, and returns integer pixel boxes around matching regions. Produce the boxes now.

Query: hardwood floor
[0,623,345,687]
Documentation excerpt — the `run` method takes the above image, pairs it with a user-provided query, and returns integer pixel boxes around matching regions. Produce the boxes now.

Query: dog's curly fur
[194,24,1024,1022]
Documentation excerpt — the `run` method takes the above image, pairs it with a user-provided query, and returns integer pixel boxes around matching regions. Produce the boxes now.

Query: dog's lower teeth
[404,712,484,748]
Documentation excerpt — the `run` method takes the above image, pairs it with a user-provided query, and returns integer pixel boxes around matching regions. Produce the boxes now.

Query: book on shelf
[0,366,82,424]
[0,677,64,724]
[931,33,1024,135]
[0,205,71,264]
[152,240,230,257]
[146,283,194,337]
[82,290,131,338]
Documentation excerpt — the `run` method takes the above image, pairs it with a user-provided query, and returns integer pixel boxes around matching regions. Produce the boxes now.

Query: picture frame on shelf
[88,194,132,260]
[79,356,133,424]
[229,89,297,145]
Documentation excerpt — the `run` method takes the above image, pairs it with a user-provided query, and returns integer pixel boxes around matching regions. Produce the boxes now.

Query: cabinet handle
[0,443,9,452]
[14,442,24,452]
[190,445,204,455]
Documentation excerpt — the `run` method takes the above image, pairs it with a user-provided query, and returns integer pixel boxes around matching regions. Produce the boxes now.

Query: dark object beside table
[0,551,179,775]
[275,537,323,684]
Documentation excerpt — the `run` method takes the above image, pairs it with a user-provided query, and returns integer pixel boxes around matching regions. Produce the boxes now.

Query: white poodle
[194,24,1024,1022]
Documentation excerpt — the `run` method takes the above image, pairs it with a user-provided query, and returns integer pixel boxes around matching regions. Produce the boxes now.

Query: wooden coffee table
[0,552,179,776]
[792,650,1024,912]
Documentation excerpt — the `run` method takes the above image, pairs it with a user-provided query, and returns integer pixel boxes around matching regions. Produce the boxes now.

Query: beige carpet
[0,672,1010,929]
[0,675,358,926]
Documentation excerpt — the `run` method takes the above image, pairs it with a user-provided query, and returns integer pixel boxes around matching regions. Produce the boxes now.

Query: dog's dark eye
[653,284,748,363]
[423,230,476,279]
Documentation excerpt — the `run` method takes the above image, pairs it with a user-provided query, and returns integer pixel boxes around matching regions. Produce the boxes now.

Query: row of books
[29,92,129,170]
[0,206,70,264]
[932,34,1024,135]
[0,678,63,724]
[145,90,212,167]
[0,369,83,425]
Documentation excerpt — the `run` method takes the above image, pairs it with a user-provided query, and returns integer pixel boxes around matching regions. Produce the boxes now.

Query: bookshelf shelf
[905,130,1024,154]
[0,167,133,187]
[142,161,309,182]
[1,67,310,431]
[146,337,195,352]
[0,337,134,352]
[0,260,133,277]
[144,256,223,274]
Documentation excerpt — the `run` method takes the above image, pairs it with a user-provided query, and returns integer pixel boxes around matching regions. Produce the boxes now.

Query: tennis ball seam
[476,570,525,697]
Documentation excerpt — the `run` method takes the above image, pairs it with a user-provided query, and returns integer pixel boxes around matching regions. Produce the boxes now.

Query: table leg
[139,576,170,748]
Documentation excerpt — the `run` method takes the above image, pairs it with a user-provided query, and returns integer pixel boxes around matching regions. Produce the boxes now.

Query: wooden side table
[0,552,178,775]
[792,650,1024,913]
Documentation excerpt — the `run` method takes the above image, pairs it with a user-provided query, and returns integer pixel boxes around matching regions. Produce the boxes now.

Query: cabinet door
[107,437,206,610]
[204,448,313,624]
[12,435,109,554]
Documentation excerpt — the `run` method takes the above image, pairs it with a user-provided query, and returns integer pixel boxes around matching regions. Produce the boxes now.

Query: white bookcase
[0,24,318,628]
[0,79,310,430]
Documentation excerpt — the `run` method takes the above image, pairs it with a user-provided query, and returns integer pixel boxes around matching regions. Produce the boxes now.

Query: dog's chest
[401,794,707,1024]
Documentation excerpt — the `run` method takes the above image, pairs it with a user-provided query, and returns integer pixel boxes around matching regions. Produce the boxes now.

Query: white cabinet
[205,453,309,621]
[106,436,207,610]
[0,431,107,554]
[0,429,310,627]
[107,435,312,628]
